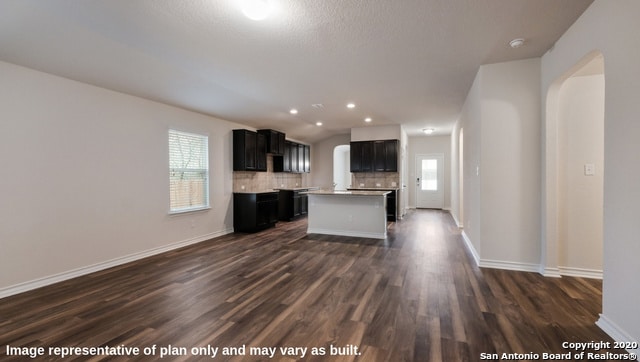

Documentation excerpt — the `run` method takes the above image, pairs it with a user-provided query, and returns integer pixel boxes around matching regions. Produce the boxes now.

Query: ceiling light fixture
[423,128,435,135]
[346,103,356,109]
[241,0,272,21]
[364,117,372,123]
[316,122,323,126]
[509,38,525,48]
[289,108,298,115]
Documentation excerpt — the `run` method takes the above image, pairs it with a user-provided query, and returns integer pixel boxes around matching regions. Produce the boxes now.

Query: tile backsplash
[351,172,400,188]
[233,155,306,192]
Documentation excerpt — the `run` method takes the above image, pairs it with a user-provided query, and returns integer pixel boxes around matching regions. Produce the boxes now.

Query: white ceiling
[0,0,593,143]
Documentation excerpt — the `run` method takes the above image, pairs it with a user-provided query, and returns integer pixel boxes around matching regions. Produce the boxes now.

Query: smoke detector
[509,38,525,48]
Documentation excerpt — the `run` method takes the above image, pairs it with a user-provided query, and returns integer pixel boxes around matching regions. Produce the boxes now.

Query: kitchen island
[306,190,390,239]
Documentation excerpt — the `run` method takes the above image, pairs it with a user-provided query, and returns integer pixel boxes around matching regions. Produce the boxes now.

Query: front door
[416,154,444,209]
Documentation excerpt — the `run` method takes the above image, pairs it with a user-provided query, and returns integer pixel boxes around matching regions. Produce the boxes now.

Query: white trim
[596,314,640,356]
[558,266,603,279]
[461,230,479,266]
[0,228,233,299]
[307,228,387,240]
[540,266,563,278]
[479,259,540,273]
[449,210,462,228]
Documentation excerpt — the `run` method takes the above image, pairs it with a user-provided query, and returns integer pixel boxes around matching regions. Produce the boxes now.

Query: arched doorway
[543,50,605,279]
[333,145,351,190]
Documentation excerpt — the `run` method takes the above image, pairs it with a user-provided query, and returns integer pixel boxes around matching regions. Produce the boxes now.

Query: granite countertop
[306,189,391,196]
[273,187,320,191]
[347,187,400,191]
[233,190,279,194]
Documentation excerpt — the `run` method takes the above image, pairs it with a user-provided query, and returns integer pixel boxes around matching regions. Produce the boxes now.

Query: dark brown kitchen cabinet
[233,129,257,171]
[290,142,299,172]
[233,129,267,172]
[278,189,309,221]
[257,129,285,155]
[384,140,398,172]
[233,192,279,232]
[374,139,398,172]
[350,141,374,172]
[273,141,310,173]
[256,132,267,171]
[303,144,310,172]
[351,139,397,172]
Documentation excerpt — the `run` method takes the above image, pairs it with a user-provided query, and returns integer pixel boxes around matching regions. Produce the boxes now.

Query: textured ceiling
[0,0,593,143]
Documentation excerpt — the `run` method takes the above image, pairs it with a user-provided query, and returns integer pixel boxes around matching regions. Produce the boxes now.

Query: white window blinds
[169,129,209,213]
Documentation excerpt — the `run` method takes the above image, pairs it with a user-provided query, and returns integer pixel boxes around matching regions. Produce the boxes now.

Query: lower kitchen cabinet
[233,192,278,232]
[278,189,309,221]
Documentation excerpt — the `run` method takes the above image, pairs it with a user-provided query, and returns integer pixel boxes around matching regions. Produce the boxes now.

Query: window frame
[168,129,210,214]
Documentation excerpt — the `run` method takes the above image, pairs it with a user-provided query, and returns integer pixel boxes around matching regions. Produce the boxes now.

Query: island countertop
[307,190,389,239]
[306,189,390,196]
[273,187,320,191]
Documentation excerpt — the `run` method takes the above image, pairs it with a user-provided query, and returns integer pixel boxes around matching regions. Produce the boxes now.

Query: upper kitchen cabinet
[351,139,398,172]
[303,144,310,173]
[233,129,267,172]
[374,139,398,172]
[350,141,374,172]
[273,141,310,173]
[257,129,285,155]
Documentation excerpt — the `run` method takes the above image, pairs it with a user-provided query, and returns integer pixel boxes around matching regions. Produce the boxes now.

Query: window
[168,129,209,213]
[421,159,438,191]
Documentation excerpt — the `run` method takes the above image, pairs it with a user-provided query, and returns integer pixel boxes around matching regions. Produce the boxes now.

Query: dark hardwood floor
[0,210,632,361]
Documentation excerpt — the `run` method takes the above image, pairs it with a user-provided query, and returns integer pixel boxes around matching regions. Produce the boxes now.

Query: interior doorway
[544,51,605,279]
[333,145,351,190]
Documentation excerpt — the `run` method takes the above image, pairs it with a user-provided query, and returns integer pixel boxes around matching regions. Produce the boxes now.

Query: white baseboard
[540,266,563,278]
[0,228,233,299]
[449,211,463,228]
[596,314,640,356]
[479,259,541,273]
[307,227,386,240]
[558,266,603,279]
[461,230,480,266]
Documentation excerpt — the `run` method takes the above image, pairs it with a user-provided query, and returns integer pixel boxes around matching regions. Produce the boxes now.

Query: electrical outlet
[360,183,364,187]
[376,183,381,187]
[241,185,245,190]
[391,182,397,187]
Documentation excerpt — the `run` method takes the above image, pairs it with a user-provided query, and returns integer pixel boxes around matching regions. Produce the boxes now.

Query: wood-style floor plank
[0,210,633,361]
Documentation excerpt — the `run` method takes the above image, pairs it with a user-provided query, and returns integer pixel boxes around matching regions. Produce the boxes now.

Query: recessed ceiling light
[289,108,298,115]
[346,103,356,109]
[423,128,435,135]
[364,117,372,123]
[241,0,272,21]
[509,38,525,48]
[316,122,323,126]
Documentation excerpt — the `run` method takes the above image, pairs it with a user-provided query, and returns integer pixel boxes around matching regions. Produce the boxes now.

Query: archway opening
[544,50,605,279]
[333,145,350,190]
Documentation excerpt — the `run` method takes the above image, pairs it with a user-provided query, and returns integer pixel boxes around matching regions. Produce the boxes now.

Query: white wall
[350,125,402,142]
[452,58,542,269]
[480,58,541,267]
[557,74,604,273]
[0,61,241,294]
[310,133,351,189]
[540,0,640,346]
[407,135,451,209]
[455,66,483,257]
